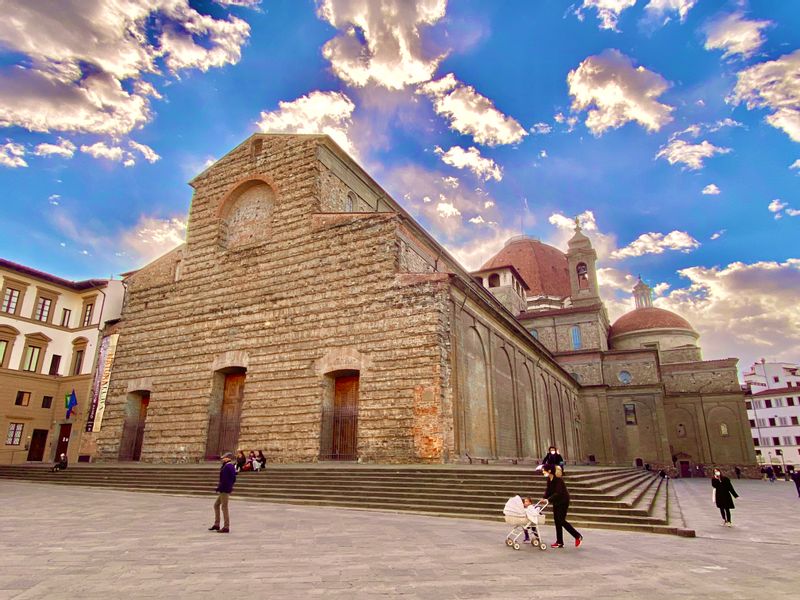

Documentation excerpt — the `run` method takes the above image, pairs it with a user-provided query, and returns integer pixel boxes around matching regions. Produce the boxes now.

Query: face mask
[550,451,556,454]
[714,472,721,477]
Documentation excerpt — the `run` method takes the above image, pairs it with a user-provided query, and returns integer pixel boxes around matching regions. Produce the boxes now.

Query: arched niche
[217,179,276,249]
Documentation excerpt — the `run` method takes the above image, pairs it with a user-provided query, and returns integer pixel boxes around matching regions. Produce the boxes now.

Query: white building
[743,360,800,473]
[1,258,124,464]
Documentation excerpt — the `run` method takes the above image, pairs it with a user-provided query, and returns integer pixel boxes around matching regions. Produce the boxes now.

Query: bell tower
[566,218,600,308]
[633,277,653,309]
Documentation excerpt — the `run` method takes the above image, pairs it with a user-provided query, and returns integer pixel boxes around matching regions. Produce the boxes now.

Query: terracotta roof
[609,306,695,337]
[0,258,108,291]
[750,386,799,397]
[480,237,570,298]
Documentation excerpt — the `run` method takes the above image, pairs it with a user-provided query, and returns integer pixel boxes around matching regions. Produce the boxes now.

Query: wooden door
[680,461,691,478]
[27,429,48,461]
[131,394,149,461]
[331,375,358,461]
[218,373,245,457]
[55,423,71,459]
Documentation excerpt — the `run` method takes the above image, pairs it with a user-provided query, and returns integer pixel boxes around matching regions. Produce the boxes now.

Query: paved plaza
[0,477,797,599]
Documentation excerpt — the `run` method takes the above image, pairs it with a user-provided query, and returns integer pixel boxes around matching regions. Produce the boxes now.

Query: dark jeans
[553,502,581,544]
[719,507,731,522]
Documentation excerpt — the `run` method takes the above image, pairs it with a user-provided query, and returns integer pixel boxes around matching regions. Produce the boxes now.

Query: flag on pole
[65,390,78,419]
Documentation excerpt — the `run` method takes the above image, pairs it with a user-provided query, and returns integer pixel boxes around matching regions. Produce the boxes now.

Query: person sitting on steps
[51,453,68,472]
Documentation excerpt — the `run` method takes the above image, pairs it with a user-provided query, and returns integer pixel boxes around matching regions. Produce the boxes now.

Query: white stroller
[503,495,548,551]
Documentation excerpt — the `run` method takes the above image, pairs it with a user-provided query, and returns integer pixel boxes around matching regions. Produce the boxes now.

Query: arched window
[219,181,274,249]
[570,325,582,350]
[576,262,589,290]
[720,423,729,437]
[344,192,355,212]
[488,273,500,288]
[530,328,538,339]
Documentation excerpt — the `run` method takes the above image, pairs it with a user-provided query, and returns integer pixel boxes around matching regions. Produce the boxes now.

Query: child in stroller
[503,495,548,551]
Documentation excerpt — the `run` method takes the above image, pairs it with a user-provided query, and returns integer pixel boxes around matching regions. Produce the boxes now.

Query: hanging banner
[85,333,119,432]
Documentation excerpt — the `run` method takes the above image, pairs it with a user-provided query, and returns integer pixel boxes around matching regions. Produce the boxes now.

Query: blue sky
[0,0,798,370]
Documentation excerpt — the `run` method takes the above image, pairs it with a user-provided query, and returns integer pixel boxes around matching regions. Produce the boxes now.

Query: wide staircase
[0,464,692,536]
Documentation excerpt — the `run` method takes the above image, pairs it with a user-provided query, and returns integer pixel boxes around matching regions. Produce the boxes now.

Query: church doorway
[205,370,246,459]
[320,372,359,461]
[119,391,149,461]
[679,461,692,478]
[26,429,48,461]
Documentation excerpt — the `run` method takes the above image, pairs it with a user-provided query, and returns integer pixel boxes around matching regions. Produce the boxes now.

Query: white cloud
[786,208,800,217]
[567,49,673,135]
[0,1,250,137]
[49,194,61,206]
[790,159,800,172]
[0,142,27,168]
[436,201,461,218]
[704,13,772,59]
[216,1,261,7]
[768,199,786,214]
[434,145,502,181]
[441,176,460,188]
[702,183,721,195]
[577,0,637,32]
[554,112,578,132]
[655,139,731,170]
[644,0,697,24]
[256,90,356,155]
[484,200,495,209]
[610,230,700,259]
[418,73,527,145]
[710,229,726,240]
[728,49,800,142]
[445,225,518,271]
[547,210,618,261]
[317,0,447,90]
[129,141,160,163]
[469,215,485,224]
[538,150,548,159]
[530,122,552,135]
[34,138,77,158]
[80,142,127,162]
[120,216,188,265]
[656,259,800,368]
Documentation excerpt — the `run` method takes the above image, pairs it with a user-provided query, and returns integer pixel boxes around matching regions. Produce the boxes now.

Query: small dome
[480,236,570,298]
[609,307,695,338]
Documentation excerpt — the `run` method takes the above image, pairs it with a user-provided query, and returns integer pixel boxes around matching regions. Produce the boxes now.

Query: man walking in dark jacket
[210,452,236,533]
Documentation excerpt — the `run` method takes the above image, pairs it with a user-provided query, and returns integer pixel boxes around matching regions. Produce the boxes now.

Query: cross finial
[574,216,581,231]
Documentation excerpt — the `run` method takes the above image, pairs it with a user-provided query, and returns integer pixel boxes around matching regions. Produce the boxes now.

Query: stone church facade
[95,133,755,473]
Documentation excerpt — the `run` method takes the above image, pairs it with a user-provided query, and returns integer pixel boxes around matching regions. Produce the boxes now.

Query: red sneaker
[551,542,564,548]
[575,536,583,548]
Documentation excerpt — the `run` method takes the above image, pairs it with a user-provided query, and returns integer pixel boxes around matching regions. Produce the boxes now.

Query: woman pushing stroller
[541,464,583,548]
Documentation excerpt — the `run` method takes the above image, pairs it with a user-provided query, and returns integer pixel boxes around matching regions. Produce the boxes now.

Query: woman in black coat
[542,464,583,548]
[711,468,739,527]
[541,446,565,469]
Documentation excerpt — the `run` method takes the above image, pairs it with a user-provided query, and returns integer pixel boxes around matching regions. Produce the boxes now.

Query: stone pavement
[0,478,797,600]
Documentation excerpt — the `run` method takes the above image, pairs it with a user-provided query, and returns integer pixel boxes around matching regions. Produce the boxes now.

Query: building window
[70,338,88,376]
[82,303,94,326]
[5,423,23,445]
[778,417,788,426]
[795,436,800,445]
[42,395,53,409]
[22,346,41,372]
[618,370,632,385]
[624,403,637,425]
[72,349,84,375]
[344,192,355,212]
[33,296,52,322]
[791,417,799,426]
[488,273,500,288]
[756,418,767,427]
[752,400,762,409]
[576,262,589,290]
[720,423,729,437]
[787,397,795,406]
[48,354,61,376]
[530,328,538,339]
[745,401,752,410]
[2,287,20,313]
[15,391,31,406]
[782,436,793,446]
[570,326,582,350]
[749,419,755,427]
[774,398,784,408]
[765,399,772,408]
[0,339,7,367]
[753,438,759,447]
[768,417,776,426]
[772,437,780,446]
[773,376,780,383]
[60,308,72,327]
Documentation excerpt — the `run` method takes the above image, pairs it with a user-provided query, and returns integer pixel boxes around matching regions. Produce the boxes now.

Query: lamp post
[776,449,788,481]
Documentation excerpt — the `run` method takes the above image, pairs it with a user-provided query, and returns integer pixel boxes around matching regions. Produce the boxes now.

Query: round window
[618,370,632,385]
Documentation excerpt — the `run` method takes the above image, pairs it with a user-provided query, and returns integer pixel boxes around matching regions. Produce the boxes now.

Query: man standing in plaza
[210,452,236,533]
[791,470,800,498]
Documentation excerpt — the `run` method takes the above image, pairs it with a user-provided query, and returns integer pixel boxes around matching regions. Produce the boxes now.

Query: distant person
[791,471,800,498]
[209,452,237,533]
[658,469,667,479]
[542,464,583,548]
[254,450,267,471]
[536,446,564,472]
[766,465,776,482]
[711,468,739,527]
[235,450,247,473]
[51,453,68,472]
[734,466,741,480]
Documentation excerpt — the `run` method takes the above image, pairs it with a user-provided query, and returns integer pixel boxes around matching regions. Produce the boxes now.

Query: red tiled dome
[609,307,695,337]
[480,237,570,298]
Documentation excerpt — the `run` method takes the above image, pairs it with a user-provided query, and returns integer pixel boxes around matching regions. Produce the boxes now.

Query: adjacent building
[743,360,800,474]
[93,133,756,474]
[0,259,123,464]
